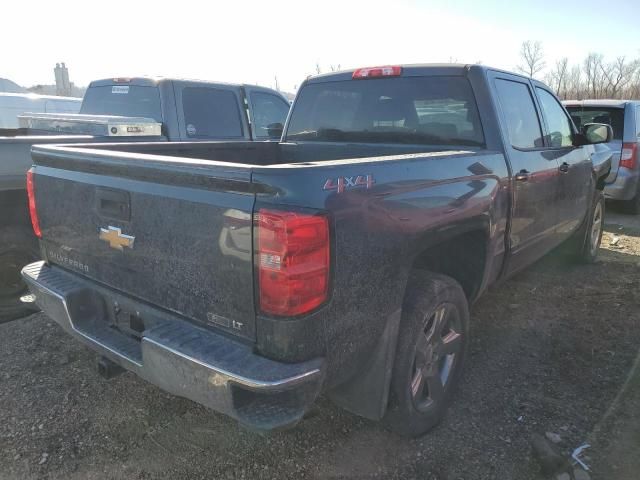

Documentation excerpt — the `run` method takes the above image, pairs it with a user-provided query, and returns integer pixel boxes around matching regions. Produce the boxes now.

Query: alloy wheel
[410,303,463,412]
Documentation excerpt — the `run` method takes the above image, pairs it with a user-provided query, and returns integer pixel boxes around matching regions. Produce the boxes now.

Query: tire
[620,187,640,215]
[383,271,469,437]
[0,226,40,323]
[576,192,605,264]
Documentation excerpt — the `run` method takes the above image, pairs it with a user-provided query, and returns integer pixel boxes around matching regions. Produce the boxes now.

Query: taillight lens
[26,169,42,238]
[256,209,330,316]
[620,143,638,169]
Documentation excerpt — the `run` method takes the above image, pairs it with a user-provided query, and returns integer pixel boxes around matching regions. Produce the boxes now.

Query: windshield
[286,76,485,147]
[80,85,163,122]
[565,106,624,141]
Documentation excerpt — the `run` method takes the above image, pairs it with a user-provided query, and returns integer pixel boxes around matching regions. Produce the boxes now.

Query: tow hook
[97,356,125,379]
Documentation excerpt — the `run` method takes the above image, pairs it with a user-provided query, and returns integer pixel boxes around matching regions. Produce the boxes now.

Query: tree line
[517,40,640,100]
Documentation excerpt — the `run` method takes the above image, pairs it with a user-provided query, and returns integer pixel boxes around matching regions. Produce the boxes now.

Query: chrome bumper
[22,261,324,430]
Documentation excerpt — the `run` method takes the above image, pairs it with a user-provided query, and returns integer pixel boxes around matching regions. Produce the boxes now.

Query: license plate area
[112,307,145,341]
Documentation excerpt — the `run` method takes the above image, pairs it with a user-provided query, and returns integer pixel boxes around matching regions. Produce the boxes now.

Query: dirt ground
[1,206,640,480]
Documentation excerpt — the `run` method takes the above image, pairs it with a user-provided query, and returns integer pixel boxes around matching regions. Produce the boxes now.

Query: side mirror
[265,122,284,138]
[577,123,613,145]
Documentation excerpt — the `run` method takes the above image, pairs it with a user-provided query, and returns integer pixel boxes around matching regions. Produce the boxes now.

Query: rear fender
[328,218,492,420]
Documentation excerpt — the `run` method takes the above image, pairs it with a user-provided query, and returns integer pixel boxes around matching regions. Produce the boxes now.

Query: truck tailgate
[30,145,257,341]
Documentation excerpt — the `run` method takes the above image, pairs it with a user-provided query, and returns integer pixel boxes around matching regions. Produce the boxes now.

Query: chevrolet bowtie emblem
[99,226,135,251]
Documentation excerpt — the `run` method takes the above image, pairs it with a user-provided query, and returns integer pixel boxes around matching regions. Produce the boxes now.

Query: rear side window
[494,79,543,149]
[250,92,290,138]
[80,85,162,122]
[182,87,243,139]
[636,106,640,138]
[286,76,485,147]
[565,107,624,141]
[535,88,573,148]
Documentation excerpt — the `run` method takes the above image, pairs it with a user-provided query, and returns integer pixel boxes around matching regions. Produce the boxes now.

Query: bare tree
[546,57,569,98]
[566,65,583,100]
[520,47,640,100]
[516,41,546,78]
[583,53,606,98]
[600,57,640,98]
[628,67,640,99]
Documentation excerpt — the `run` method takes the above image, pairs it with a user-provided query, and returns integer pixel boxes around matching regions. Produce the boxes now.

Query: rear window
[182,87,244,139]
[250,92,290,138]
[565,106,624,141]
[80,85,162,122]
[286,76,484,146]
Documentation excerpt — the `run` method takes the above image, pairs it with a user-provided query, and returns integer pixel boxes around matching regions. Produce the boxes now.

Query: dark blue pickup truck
[1,77,290,320]
[21,64,612,436]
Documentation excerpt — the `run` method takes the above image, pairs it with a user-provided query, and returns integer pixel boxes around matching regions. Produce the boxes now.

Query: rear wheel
[383,271,469,437]
[577,193,605,264]
[0,227,40,323]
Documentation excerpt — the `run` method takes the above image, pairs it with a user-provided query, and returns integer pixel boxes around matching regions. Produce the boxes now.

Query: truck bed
[30,140,500,346]
[49,140,469,167]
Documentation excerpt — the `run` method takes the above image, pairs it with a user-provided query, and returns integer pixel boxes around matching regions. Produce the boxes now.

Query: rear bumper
[22,261,324,430]
[605,167,640,201]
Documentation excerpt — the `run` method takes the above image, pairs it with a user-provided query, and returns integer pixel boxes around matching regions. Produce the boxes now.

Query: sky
[2,0,639,94]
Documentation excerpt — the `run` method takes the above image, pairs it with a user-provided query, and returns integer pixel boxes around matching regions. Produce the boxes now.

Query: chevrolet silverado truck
[1,77,290,320]
[21,65,612,436]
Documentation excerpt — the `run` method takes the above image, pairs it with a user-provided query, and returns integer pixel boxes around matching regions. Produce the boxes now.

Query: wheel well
[411,230,487,301]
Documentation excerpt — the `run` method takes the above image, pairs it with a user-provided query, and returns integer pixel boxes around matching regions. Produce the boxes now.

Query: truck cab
[79,78,290,141]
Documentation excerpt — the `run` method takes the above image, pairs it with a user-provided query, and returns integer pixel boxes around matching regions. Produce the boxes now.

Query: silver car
[564,100,640,213]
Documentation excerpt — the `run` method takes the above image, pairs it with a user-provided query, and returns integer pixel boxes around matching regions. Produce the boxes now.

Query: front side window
[536,88,573,148]
[494,79,543,149]
[286,76,485,147]
[182,87,243,139]
[250,92,290,138]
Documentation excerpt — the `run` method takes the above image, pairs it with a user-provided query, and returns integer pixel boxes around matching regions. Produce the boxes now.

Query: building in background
[54,63,72,96]
[1,64,85,98]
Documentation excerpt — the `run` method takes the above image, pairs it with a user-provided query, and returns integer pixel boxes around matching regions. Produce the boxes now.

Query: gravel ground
[1,213,639,480]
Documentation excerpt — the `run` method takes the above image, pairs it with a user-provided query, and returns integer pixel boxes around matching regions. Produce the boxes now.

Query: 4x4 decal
[323,174,375,193]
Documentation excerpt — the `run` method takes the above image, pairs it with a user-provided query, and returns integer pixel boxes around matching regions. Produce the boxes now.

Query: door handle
[559,162,570,173]
[515,169,530,182]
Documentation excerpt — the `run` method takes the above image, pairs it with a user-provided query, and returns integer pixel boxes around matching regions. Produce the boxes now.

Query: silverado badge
[99,226,135,251]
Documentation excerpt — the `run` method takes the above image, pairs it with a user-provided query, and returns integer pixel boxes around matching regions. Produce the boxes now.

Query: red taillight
[256,209,330,316]
[26,169,42,238]
[620,143,638,169]
[352,65,402,79]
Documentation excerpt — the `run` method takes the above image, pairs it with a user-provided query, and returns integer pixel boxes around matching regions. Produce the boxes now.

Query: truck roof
[562,99,639,108]
[0,91,82,101]
[304,63,532,84]
[87,77,277,92]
